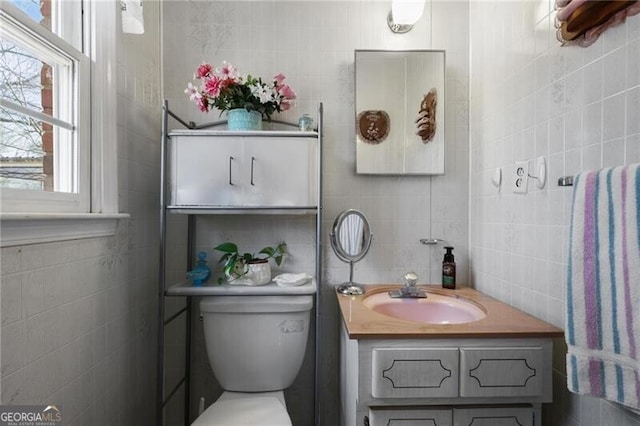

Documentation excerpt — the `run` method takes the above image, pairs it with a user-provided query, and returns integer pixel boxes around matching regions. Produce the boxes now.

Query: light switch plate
[513,161,529,194]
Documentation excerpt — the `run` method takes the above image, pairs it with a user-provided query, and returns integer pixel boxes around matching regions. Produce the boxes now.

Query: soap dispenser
[442,246,456,289]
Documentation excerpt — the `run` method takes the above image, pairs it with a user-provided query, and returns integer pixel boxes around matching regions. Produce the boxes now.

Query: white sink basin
[362,291,486,324]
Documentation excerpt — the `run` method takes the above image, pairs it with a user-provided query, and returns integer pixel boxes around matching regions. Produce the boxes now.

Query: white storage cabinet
[168,131,318,208]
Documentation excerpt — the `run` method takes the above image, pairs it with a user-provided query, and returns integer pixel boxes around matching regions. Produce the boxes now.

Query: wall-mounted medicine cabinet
[355,49,445,175]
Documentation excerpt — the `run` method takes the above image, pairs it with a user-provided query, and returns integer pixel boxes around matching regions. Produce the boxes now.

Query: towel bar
[558,176,574,186]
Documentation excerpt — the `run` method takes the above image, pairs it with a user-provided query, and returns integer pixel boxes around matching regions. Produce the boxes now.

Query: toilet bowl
[192,294,313,426]
[191,391,291,426]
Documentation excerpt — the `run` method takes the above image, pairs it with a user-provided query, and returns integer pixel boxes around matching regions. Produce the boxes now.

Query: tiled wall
[0,2,162,425]
[162,1,469,424]
[469,1,640,424]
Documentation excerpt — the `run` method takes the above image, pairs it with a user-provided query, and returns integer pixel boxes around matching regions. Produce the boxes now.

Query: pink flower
[196,96,209,112]
[273,73,286,86]
[279,99,292,111]
[194,63,212,79]
[218,61,239,81]
[278,84,296,101]
[204,76,224,97]
[184,82,199,101]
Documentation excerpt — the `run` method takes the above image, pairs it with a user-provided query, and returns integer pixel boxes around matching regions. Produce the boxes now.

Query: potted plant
[184,61,296,130]
[213,241,287,285]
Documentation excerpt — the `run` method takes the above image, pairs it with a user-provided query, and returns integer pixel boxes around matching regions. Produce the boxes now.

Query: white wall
[0,2,162,425]
[469,1,640,424]
[162,1,469,425]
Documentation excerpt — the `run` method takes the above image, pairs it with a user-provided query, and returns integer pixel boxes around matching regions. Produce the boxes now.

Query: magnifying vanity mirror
[355,49,445,175]
[330,209,373,295]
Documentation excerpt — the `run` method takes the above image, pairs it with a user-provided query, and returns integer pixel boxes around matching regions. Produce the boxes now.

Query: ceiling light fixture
[387,0,425,34]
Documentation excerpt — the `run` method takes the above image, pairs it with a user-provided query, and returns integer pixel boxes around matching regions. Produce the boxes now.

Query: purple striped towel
[566,164,640,412]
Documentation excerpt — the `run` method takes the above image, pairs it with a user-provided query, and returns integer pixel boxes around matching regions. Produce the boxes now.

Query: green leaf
[218,252,232,265]
[259,247,275,257]
[214,242,238,253]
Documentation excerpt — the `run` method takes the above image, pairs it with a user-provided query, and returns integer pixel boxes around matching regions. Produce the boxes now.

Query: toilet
[192,294,313,426]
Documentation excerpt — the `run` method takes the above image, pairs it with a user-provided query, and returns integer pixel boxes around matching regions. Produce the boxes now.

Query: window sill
[0,213,130,247]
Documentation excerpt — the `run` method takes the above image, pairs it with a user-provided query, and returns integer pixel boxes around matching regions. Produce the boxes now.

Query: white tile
[627,86,640,136]
[582,101,603,147]
[583,59,603,105]
[22,314,46,365]
[2,321,23,376]
[20,245,43,270]
[550,79,566,118]
[2,370,25,404]
[564,109,583,150]
[603,93,626,142]
[603,47,627,98]
[21,270,44,318]
[628,38,640,88]
[1,274,22,325]
[626,133,640,163]
[565,70,585,111]
[582,143,603,171]
[1,247,22,274]
[603,138,625,168]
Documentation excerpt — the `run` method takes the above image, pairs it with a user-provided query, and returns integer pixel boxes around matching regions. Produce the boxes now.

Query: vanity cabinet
[340,326,552,426]
[168,131,318,208]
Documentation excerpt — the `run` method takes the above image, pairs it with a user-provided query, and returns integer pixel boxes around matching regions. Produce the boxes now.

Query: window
[1,0,94,214]
[0,1,121,245]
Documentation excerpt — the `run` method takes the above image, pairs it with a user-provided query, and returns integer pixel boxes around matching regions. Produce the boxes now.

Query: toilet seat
[191,395,292,426]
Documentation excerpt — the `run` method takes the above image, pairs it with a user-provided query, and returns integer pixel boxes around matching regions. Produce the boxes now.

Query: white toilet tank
[199,295,313,392]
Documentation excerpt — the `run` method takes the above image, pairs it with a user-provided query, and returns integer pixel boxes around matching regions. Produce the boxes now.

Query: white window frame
[0,1,126,247]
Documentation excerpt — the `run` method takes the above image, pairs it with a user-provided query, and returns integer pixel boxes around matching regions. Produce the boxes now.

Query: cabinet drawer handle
[250,156,256,186]
[229,156,234,185]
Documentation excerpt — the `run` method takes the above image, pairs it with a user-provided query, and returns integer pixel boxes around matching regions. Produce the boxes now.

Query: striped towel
[566,164,640,411]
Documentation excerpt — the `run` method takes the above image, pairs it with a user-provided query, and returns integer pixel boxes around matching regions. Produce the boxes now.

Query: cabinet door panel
[459,347,542,397]
[169,135,318,208]
[369,408,452,426]
[170,136,243,206]
[372,348,458,398]
[453,407,533,426]
[243,137,317,207]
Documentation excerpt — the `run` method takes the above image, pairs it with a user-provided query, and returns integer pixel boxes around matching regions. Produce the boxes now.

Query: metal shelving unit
[156,101,323,425]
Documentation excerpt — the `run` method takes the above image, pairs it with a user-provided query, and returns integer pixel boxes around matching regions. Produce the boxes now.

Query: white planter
[226,261,271,286]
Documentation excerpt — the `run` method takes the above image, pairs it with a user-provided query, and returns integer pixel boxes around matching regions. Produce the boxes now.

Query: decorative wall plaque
[356,110,390,145]
[416,88,437,143]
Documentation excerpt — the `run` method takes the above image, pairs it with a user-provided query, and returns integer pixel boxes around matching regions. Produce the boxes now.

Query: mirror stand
[330,209,373,296]
[336,260,365,296]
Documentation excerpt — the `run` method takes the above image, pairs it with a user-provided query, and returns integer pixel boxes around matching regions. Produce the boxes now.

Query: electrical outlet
[512,161,529,194]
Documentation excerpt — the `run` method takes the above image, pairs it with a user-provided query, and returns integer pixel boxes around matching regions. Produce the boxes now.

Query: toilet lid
[192,396,292,426]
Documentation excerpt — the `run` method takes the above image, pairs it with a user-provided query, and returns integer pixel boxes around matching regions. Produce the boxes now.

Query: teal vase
[227,108,262,131]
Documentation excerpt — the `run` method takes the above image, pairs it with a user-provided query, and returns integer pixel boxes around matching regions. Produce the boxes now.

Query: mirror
[330,209,373,295]
[355,49,445,175]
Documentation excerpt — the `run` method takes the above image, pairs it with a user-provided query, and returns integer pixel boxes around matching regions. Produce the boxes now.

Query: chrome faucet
[388,272,427,298]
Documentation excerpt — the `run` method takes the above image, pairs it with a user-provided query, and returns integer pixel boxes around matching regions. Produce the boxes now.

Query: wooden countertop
[337,285,564,339]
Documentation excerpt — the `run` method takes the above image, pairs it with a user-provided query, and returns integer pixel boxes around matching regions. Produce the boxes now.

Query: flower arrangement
[185,61,296,120]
